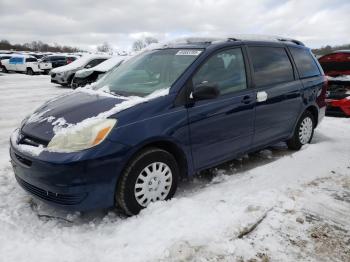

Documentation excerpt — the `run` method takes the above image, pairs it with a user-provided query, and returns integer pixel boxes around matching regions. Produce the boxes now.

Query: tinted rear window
[26,57,37,62]
[290,47,320,78]
[248,46,294,87]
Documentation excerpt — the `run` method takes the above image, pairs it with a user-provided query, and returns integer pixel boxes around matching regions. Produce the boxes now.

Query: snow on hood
[53,87,169,136]
[18,87,169,155]
[51,54,110,74]
[11,129,44,156]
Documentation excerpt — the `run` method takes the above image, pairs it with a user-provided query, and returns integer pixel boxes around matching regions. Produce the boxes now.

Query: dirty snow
[0,73,349,262]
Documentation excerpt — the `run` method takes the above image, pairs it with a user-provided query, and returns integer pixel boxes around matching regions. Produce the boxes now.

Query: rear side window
[248,47,294,87]
[85,59,107,68]
[290,47,320,78]
[26,58,37,62]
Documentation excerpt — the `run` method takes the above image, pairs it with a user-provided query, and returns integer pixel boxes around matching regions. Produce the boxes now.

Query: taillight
[67,60,72,64]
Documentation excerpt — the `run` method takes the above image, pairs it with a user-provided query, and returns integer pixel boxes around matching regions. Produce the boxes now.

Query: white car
[50,54,110,87]
[1,55,41,75]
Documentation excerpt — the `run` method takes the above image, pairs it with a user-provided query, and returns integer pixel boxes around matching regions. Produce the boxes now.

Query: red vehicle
[319,51,350,116]
[318,51,350,77]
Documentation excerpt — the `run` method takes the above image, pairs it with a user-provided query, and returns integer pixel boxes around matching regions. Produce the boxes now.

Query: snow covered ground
[0,73,349,262]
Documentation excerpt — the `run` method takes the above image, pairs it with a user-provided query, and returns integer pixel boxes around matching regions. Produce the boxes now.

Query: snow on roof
[76,55,133,76]
[92,55,132,72]
[51,54,111,74]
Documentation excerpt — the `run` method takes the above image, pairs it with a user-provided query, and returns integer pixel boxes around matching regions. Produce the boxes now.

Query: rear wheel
[26,68,34,75]
[287,111,315,150]
[68,75,75,88]
[116,147,179,215]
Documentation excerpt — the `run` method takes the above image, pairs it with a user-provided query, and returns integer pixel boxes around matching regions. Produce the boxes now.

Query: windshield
[94,48,202,97]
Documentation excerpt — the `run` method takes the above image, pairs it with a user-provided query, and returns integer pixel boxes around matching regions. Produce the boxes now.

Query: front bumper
[326,98,350,116]
[51,73,68,85]
[10,139,131,211]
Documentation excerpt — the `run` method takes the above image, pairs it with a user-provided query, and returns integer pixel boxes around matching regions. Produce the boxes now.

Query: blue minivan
[10,37,327,215]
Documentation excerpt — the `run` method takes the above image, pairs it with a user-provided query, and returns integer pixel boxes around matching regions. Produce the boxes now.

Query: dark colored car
[10,37,327,215]
[39,55,78,74]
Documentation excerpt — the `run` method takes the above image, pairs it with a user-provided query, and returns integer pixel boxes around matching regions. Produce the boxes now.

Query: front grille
[15,175,87,205]
[51,73,56,78]
[19,133,48,147]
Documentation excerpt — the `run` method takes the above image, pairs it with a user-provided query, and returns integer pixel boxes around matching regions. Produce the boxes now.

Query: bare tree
[144,37,158,45]
[132,39,145,51]
[97,42,113,53]
[132,37,159,51]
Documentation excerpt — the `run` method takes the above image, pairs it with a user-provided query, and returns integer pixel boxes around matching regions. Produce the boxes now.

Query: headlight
[47,119,117,152]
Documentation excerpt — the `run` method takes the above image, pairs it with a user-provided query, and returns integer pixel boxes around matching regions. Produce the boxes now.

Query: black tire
[287,111,315,150]
[68,74,75,88]
[0,66,8,73]
[26,68,34,75]
[116,147,179,215]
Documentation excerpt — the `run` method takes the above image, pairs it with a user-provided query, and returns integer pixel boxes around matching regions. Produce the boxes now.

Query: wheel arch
[123,139,190,180]
[305,105,319,127]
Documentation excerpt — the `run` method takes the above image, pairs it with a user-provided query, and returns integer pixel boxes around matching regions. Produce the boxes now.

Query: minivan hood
[21,91,124,142]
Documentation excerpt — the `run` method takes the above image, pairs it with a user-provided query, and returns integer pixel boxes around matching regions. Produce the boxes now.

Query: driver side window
[192,48,247,96]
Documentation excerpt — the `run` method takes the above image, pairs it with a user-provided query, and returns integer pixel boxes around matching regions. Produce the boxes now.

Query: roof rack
[276,38,305,46]
[225,35,305,46]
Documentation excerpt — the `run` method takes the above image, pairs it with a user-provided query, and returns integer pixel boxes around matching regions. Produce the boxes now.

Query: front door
[187,47,256,170]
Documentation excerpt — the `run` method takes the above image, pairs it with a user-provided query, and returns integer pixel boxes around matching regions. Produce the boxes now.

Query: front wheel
[26,68,34,75]
[287,111,315,150]
[116,148,179,215]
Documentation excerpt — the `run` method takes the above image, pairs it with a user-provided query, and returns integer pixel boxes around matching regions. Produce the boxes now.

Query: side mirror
[85,64,92,69]
[192,83,220,100]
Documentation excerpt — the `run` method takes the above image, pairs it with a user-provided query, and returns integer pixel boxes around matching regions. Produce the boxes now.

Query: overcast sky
[0,0,349,51]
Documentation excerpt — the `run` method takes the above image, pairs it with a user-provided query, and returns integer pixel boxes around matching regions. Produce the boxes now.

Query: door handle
[257,91,268,102]
[241,95,253,104]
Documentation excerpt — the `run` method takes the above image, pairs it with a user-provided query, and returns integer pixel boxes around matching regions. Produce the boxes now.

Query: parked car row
[0,53,80,75]
[50,55,111,86]
[72,55,131,88]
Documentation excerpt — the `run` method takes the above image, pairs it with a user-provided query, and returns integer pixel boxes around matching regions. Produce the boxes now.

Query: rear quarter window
[248,46,294,87]
[26,58,37,62]
[290,47,320,78]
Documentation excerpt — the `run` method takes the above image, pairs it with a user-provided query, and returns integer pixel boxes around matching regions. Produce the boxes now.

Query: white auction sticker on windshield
[176,50,202,56]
